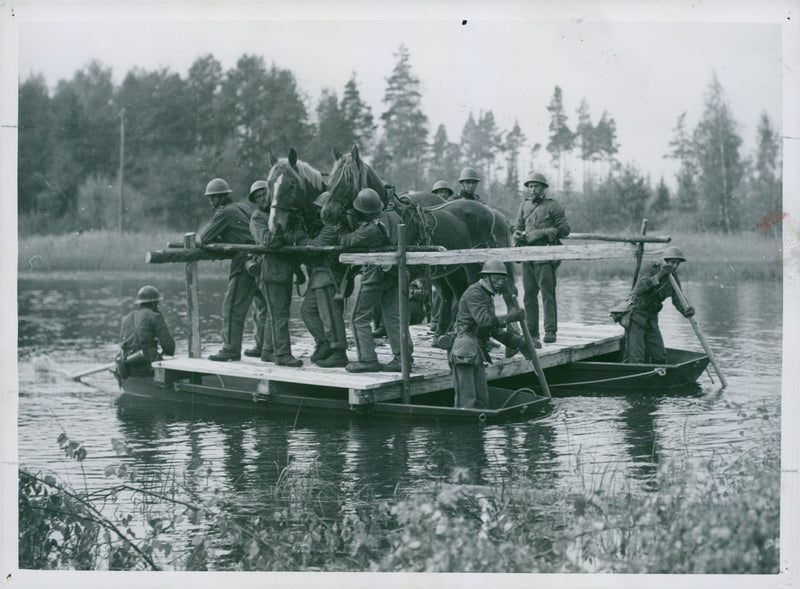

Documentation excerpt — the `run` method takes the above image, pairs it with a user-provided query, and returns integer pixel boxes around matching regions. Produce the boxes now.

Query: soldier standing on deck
[449,261,528,409]
[453,167,483,202]
[198,178,268,362]
[296,191,349,368]
[513,172,571,347]
[340,188,410,373]
[249,184,307,367]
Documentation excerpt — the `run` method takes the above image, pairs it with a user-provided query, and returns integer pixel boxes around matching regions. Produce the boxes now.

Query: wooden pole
[510,295,552,399]
[398,224,411,404]
[668,274,727,388]
[184,233,201,358]
[631,218,648,288]
[70,363,116,381]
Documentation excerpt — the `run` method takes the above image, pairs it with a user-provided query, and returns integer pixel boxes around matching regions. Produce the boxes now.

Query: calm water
[16,271,782,566]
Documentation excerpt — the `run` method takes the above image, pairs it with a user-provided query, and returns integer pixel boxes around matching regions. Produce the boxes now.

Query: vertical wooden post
[397,224,411,404]
[184,232,201,358]
[631,218,648,289]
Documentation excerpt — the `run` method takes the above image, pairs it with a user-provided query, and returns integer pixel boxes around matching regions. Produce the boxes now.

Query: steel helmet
[313,190,332,208]
[204,178,232,197]
[458,167,481,182]
[352,188,383,214]
[248,180,268,202]
[135,285,162,304]
[662,246,686,263]
[480,260,508,276]
[431,180,454,196]
[524,172,549,187]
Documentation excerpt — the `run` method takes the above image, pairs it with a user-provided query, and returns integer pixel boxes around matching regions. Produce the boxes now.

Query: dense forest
[18,45,782,236]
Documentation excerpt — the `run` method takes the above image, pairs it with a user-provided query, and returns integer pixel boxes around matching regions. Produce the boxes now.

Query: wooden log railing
[147,243,446,264]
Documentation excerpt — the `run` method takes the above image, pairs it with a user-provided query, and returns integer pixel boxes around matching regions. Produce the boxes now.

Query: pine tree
[221,55,311,176]
[18,75,54,217]
[751,111,782,234]
[693,74,744,232]
[665,112,699,212]
[594,111,619,178]
[575,98,596,188]
[427,124,461,188]
[341,73,376,156]
[503,120,527,195]
[187,54,228,152]
[546,86,575,190]
[375,45,429,190]
[306,89,353,170]
[653,176,671,212]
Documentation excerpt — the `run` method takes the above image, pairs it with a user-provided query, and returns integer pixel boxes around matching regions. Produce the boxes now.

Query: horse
[324,145,519,341]
[265,148,327,237]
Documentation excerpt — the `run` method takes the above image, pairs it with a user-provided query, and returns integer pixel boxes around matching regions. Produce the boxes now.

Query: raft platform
[152,322,624,405]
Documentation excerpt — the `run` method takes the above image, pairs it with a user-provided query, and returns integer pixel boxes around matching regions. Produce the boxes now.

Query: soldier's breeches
[522,262,557,336]
[453,363,489,409]
[221,272,259,353]
[625,311,666,363]
[301,285,347,349]
[263,281,293,357]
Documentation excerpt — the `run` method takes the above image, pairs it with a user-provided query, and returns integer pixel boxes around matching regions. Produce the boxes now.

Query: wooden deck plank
[153,322,624,404]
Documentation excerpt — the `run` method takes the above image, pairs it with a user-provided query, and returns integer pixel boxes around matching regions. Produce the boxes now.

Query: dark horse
[324,145,518,339]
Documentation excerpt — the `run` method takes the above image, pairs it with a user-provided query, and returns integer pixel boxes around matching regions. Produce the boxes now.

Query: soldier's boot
[310,342,332,363]
[316,349,349,368]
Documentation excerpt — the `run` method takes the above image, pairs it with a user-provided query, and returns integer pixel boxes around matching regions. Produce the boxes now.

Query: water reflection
[17,274,783,561]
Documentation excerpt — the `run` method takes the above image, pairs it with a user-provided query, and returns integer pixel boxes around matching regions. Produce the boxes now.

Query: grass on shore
[17,229,783,281]
[19,399,779,573]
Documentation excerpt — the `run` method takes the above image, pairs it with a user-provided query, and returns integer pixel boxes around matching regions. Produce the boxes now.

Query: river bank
[17,229,783,281]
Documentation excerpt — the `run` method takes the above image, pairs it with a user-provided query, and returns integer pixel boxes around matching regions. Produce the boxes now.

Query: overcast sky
[11,1,789,188]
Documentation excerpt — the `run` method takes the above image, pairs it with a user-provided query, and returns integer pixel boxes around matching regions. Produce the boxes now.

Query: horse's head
[265,148,326,234]
[324,145,389,224]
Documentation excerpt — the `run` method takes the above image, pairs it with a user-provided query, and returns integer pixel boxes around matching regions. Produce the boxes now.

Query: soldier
[431,180,454,199]
[453,167,483,202]
[297,191,349,367]
[249,182,307,367]
[198,178,268,362]
[449,261,528,409]
[117,285,175,378]
[513,172,571,347]
[340,188,410,373]
[622,246,695,363]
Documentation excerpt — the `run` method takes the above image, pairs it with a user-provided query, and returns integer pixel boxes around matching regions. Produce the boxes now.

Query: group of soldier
[119,165,694,408]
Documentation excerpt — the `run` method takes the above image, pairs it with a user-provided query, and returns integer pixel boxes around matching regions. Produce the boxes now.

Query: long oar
[69,363,116,382]
[510,296,552,398]
[668,274,727,389]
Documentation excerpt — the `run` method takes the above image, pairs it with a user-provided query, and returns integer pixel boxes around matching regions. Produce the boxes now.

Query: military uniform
[249,210,307,361]
[198,199,268,356]
[450,280,521,408]
[340,209,408,365]
[626,262,691,363]
[119,307,175,376]
[514,196,570,340]
[297,222,348,360]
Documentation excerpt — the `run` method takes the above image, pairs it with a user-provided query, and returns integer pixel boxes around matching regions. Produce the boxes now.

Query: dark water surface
[16,271,782,567]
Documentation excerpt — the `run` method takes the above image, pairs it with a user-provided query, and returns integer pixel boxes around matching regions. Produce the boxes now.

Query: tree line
[18,45,781,236]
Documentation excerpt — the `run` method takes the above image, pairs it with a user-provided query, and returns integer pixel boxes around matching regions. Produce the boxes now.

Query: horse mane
[267,157,326,195]
[328,153,386,206]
